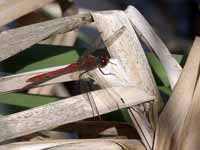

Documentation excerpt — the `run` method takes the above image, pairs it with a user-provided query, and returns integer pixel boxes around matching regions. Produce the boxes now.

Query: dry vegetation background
[0,0,198,150]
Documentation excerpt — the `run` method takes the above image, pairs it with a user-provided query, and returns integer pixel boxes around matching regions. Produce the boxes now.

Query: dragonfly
[27,26,125,83]
[26,26,126,117]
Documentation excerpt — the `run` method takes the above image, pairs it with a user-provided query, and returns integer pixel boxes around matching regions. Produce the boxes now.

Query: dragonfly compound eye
[100,56,109,67]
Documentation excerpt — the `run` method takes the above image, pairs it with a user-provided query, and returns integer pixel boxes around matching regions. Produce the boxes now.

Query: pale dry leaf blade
[177,64,200,150]
[154,37,200,150]
[47,141,128,150]
[125,5,182,89]
[0,0,55,27]
[0,13,92,61]
[0,139,145,150]
[0,86,154,142]
[128,107,154,150]
[176,43,200,150]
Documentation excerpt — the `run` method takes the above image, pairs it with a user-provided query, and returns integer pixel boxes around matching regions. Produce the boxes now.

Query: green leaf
[146,52,183,87]
[0,93,58,108]
[172,54,183,64]
[146,52,169,87]
[18,50,78,73]
[78,31,93,45]
[1,44,81,73]
[158,86,172,96]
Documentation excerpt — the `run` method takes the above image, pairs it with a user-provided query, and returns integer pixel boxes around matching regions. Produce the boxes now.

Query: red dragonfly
[26,27,125,117]
[26,26,126,83]
[26,54,109,83]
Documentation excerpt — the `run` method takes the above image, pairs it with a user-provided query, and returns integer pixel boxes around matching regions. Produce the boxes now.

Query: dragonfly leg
[120,98,125,104]
[79,70,91,79]
[109,60,117,65]
[98,67,115,76]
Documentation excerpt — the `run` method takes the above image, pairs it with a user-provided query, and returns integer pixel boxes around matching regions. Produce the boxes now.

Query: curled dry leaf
[0,139,145,150]
[154,37,200,150]
[125,6,182,89]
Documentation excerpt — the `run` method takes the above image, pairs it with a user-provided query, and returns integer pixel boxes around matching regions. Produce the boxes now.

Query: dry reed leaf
[92,11,160,150]
[0,0,55,27]
[175,40,200,150]
[0,85,154,142]
[46,141,141,150]
[177,70,200,149]
[128,107,154,149]
[39,1,78,46]
[154,37,200,150]
[0,13,92,61]
[40,3,62,18]
[125,6,182,89]
[0,139,145,150]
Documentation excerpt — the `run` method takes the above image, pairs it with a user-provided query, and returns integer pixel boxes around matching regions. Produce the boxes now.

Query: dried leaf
[154,37,200,150]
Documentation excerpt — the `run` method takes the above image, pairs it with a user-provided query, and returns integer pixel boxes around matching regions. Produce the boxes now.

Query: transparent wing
[79,72,101,119]
[87,69,125,111]
[76,26,126,116]
[82,26,126,57]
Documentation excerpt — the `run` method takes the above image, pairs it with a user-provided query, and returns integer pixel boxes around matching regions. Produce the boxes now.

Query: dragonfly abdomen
[26,63,79,83]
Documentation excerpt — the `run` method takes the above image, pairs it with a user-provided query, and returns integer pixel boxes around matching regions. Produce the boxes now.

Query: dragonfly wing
[81,26,126,57]
[79,73,101,118]
[87,70,123,111]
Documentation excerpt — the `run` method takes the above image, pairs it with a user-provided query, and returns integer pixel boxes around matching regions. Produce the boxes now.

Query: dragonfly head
[99,55,109,67]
